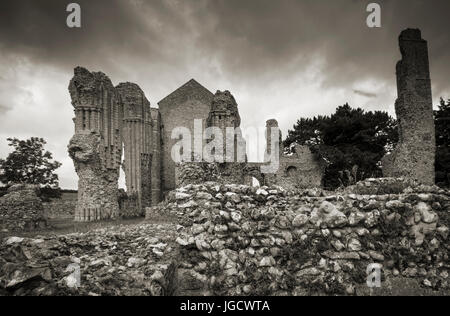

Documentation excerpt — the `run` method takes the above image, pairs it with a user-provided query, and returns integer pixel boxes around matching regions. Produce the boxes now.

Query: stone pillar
[116,83,153,211]
[382,29,435,185]
[150,108,162,206]
[68,67,122,222]
[264,119,282,163]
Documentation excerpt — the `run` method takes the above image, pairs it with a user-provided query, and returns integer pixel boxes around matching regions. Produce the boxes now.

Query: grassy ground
[0,217,147,239]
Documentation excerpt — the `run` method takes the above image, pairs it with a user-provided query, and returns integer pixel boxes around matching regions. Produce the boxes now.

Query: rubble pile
[0,223,178,296]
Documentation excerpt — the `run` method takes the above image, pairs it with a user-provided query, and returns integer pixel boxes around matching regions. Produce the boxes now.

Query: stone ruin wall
[64,29,436,223]
[1,178,448,296]
[68,67,162,222]
[0,184,47,232]
[143,178,449,296]
[116,82,153,213]
[175,161,258,188]
[383,29,436,185]
[207,90,247,163]
[264,119,325,190]
[118,190,140,219]
[271,145,325,190]
[174,115,324,191]
[67,69,326,222]
[158,80,214,193]
[68,67,123,222]
[150,108,162,206]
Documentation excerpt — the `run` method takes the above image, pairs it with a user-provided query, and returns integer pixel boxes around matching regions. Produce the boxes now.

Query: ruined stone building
[68,28,435,221]
[68,71,318,221]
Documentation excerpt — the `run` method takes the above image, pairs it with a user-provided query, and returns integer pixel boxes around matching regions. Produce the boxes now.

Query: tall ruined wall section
[207,90,246,162]
[264,119,282,164]
[158,80,214,193]
[150,108,162,205]
[68,67,122,222]
[383,29,435,185]
[116,83,153,211]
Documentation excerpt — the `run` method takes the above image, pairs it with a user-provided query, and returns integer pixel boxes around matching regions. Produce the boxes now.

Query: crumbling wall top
[266,119,279,127]
[210,90,241,125]
[116,82,151,121]
[69,66,116,108]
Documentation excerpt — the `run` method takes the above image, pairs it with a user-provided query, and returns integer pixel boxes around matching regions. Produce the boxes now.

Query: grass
[0,216,147,239]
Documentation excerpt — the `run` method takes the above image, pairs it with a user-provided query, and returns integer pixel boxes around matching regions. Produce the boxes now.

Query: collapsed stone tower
[207,90,246,162]
[382,29,435,185]
[116,83,153,210]
[68,67,122,221]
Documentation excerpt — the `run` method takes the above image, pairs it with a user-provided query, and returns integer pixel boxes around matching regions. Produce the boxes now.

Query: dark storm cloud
[192,0,450,95]
[0,0,179,75]
[0,0,449,97]
[353,90,377,98]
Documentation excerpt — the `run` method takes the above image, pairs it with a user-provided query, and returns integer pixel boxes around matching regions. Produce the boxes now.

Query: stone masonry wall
[43,200,76,219]
[116,82,153,210]
[1,178,448,296]
[0,184,47,232]
[158,79,214,193]
[148,178,449,295]
[175,161,254,188]
[68,132,120,221]
[68,67,122,222]
[266,145,325,190]
[118,190,142,218]
[150,108,162,206]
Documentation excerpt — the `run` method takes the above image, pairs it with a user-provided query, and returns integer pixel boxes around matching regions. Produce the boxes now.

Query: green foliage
[284,104,398,190]
[435,98,450,187]
[0,137,62,190]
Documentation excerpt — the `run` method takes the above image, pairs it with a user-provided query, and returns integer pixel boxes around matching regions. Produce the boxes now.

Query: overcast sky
[0,0,449,189]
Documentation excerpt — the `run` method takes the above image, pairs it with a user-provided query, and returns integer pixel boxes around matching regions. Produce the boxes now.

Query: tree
[0,137,62,191]
[435,98,450,187]
[284,104,398,190]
